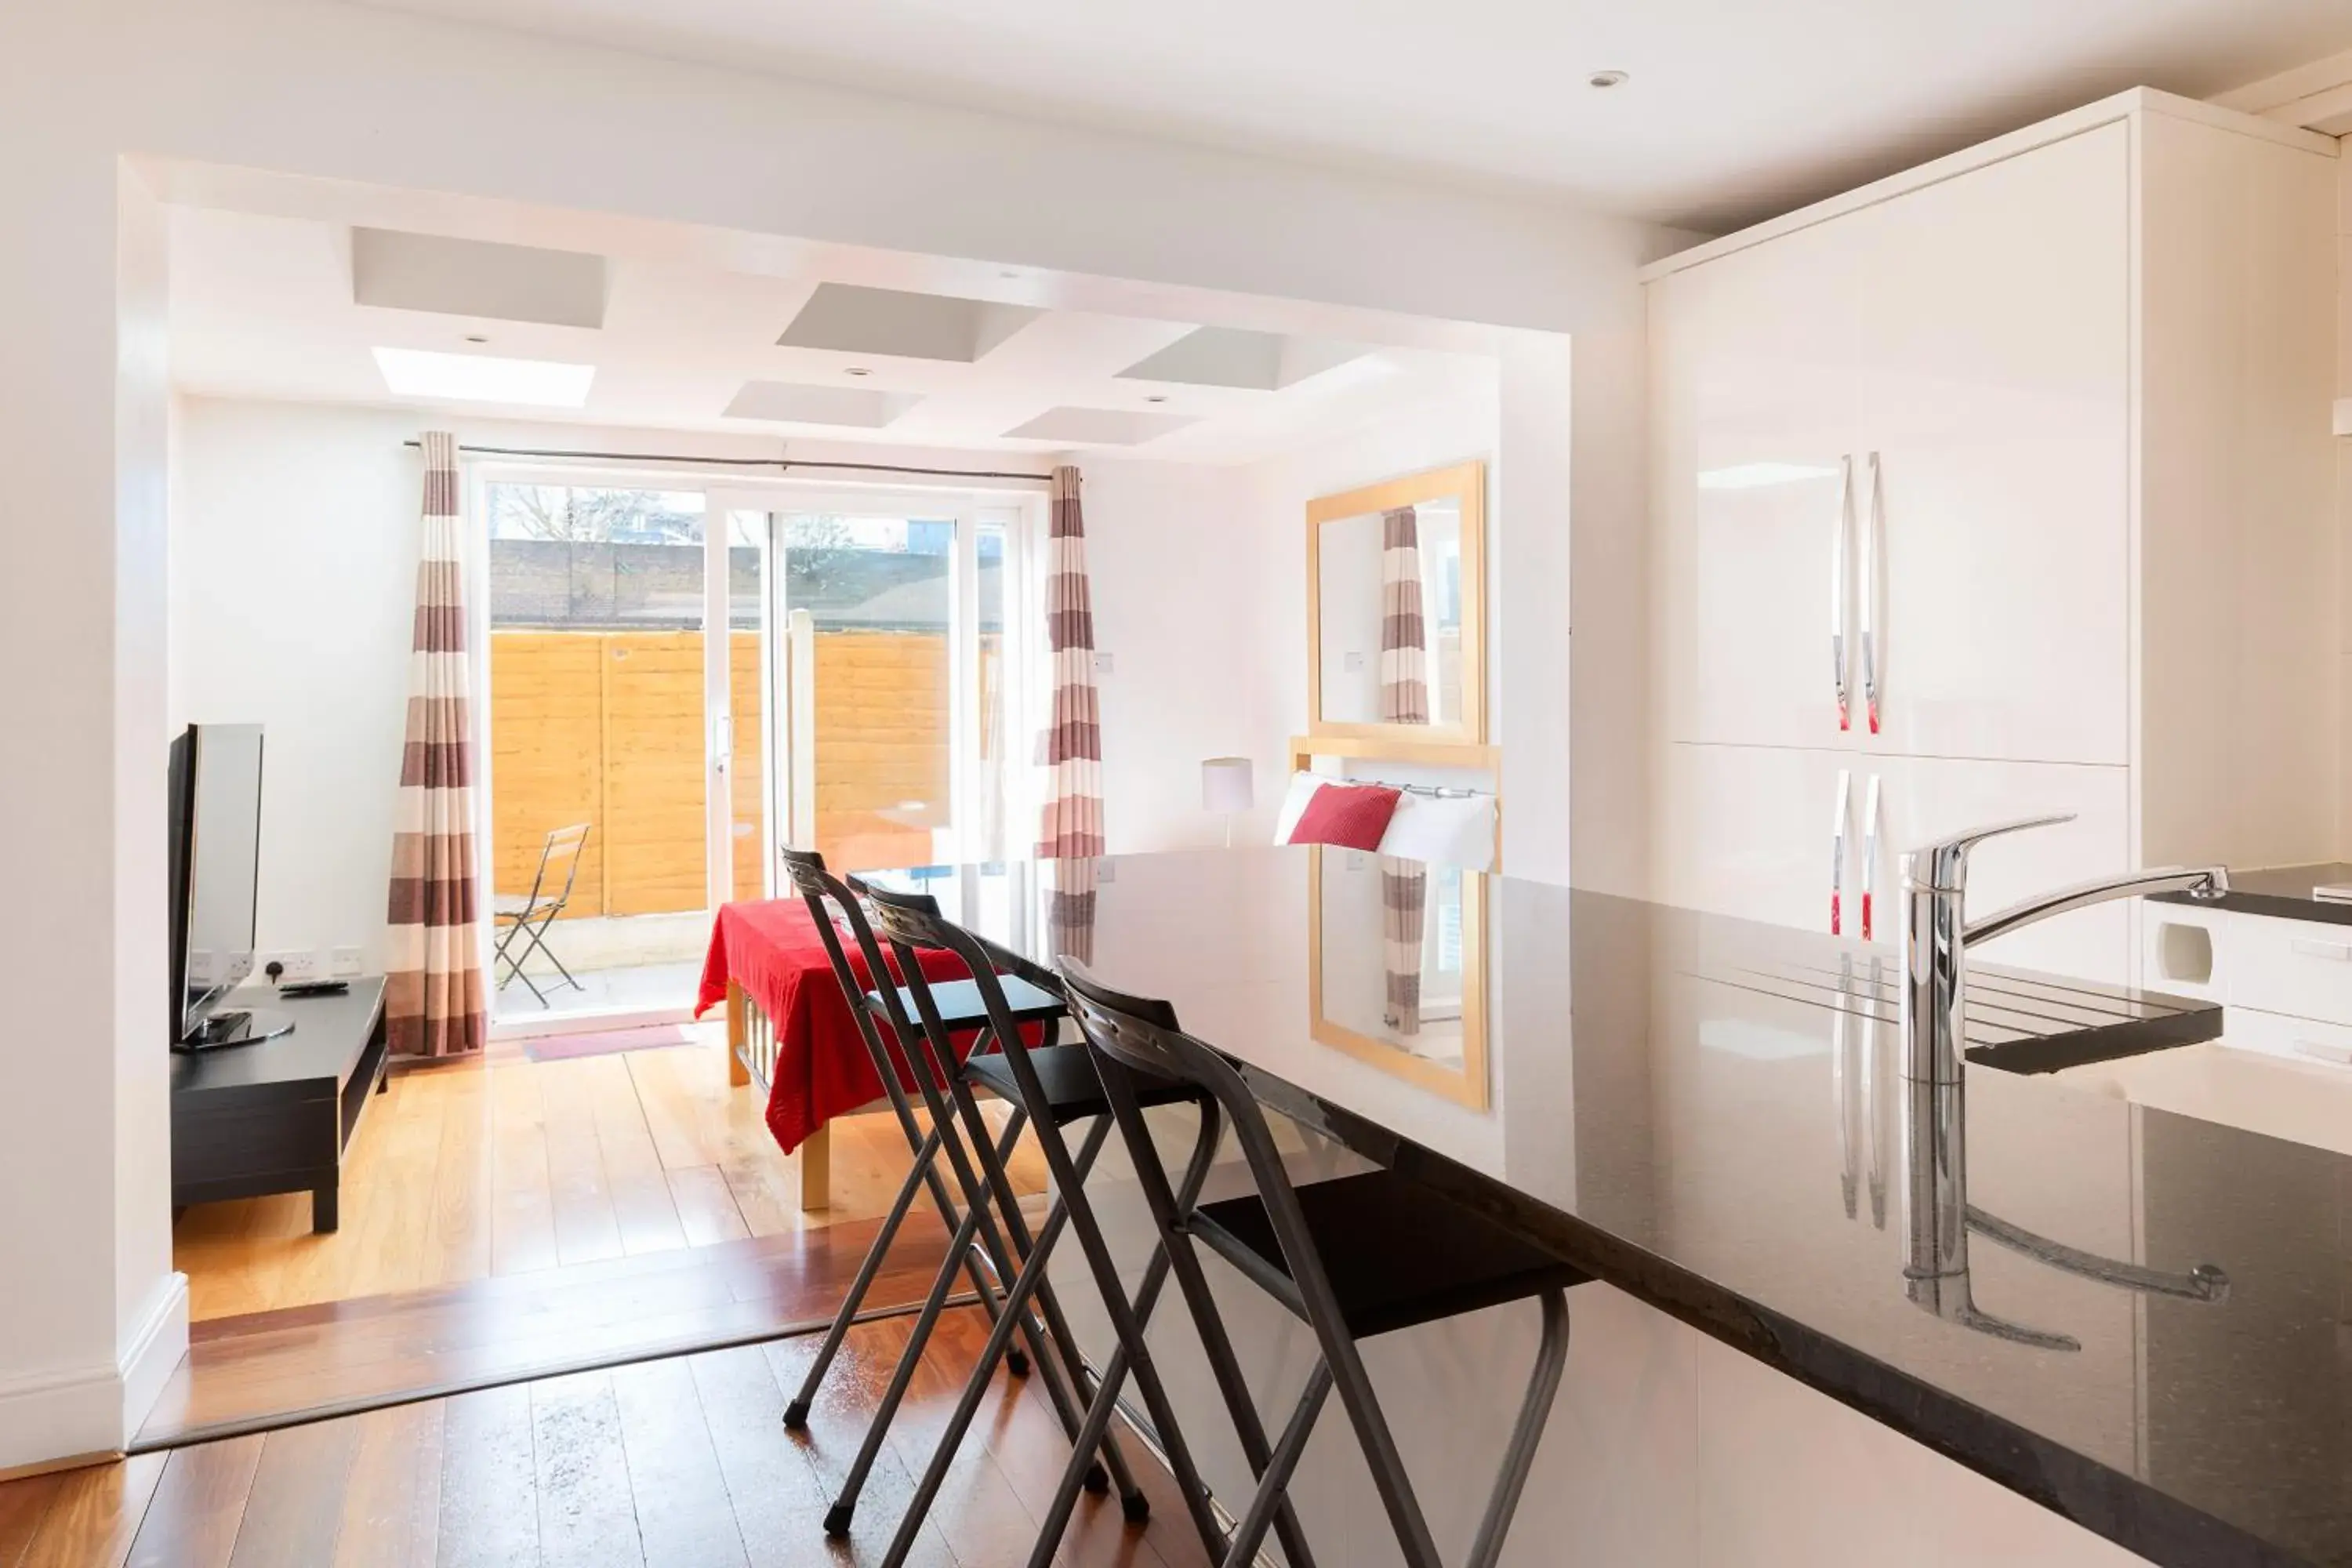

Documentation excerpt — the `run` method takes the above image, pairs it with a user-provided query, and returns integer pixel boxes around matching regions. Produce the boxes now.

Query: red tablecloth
[694,897,995,1154]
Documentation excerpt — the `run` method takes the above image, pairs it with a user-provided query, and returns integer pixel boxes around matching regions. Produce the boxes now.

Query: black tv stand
[170,978,388,1232]
[175,1005,296,1053]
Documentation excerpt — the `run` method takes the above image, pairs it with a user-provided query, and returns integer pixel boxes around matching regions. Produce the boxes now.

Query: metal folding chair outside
[1062,956,1585,1568]
[492,823,590,1007]
[771,850,1112,1539]
[856,884,1205,1568]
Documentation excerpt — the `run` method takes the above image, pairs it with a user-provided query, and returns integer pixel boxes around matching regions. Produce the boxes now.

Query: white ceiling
[341,0,2352,230]
[166,204,1497,463]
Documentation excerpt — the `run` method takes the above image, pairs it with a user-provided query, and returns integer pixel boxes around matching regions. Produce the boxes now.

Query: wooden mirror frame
[1305,845,1490,1109]
[1305,459,1488,745]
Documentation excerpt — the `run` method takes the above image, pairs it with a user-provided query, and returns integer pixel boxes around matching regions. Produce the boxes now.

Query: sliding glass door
[729,488,1033,879]
[479,477,746,1029]
[477,474,1030,1030]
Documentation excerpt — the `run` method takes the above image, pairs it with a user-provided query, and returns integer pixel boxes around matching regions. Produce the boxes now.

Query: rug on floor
[521,1023,695,1062]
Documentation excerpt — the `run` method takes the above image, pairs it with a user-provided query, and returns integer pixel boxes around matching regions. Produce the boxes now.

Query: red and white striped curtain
[1379,505,1430,725]
[1377,505,1428,1032]
[386,432,486,1057]
[1047,857,1098,967]
[1037,465,1105,859]
[1380,858,1425,1036]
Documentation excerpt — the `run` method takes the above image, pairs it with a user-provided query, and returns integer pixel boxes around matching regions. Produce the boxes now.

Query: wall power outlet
[266,950,318,982]
[330,946,363,978]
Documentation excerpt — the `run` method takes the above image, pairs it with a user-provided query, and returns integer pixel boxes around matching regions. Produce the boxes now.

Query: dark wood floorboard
[122,1436,262,1568]
[0,1308,1210,1568]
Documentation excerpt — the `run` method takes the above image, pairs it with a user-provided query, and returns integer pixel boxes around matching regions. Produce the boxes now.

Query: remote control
[278,979,350,999]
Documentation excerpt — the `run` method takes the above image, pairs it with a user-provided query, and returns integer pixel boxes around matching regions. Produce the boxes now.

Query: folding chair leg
[943,1081,1145,1510]
[1220,1361,1334,1568]
[877,1120,1112,1568]
[787,1116,1036,1429]
[820,1189,996,1535]
[510,915,583,995]
[1463,1290,1570,1568]
[785,1123,942,1429]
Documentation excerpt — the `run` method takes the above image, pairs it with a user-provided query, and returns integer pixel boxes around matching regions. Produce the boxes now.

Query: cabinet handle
[1829,768,1852,935]
[1859,774,1881,941]
[2292,1038,2352,1066]
[1860,452,1882,735]
[2289,938,2352,964]
[1831,456,1853,731]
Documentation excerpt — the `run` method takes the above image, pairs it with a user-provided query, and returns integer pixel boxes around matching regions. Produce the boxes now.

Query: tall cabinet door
[1847,122,2132,765]
[1664,742,2132,983]
[1657,210,1864,751]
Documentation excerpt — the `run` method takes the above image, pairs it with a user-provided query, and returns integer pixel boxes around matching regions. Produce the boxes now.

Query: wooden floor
[173,1033,1044,1321]
[139,1208,966,1449]
[3,1309,1212,1568]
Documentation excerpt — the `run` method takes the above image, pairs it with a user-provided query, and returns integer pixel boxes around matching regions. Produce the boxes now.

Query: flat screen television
[167,724,289,1049]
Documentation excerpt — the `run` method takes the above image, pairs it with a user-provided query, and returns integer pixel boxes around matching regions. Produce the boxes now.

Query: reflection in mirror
[1308,847,1486,1105]
[1316,501,1465,728]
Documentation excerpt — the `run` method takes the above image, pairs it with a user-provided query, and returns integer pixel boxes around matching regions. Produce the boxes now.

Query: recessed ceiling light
[372,347,593,408]
[463,333,489,344]
[844,366,873,377]
[1588,69,1628,89]
[1144,395,1169,404]
[1000,270,1021,280]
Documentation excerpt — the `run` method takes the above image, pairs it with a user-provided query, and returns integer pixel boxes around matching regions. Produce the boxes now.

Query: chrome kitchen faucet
[1897,814,2228,1087]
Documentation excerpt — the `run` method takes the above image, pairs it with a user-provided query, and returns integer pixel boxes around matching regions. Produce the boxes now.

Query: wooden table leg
[727,980,750,1087]
[798,1122,832,1213]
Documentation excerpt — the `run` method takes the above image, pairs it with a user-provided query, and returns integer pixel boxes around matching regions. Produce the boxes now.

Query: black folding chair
[772,851,1116,1539]
[1063,956,1585,1568]
[492,822,590,1006]
[856,883,1207,1567]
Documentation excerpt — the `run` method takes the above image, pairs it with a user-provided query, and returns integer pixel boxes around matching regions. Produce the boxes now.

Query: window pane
[975,521,1008,862]
[784,514,953,873]
[485,482,709,1020]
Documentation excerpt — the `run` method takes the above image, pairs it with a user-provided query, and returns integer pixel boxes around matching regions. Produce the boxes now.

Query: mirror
[1308,461,1486,742]
[1307,845,1489,1108]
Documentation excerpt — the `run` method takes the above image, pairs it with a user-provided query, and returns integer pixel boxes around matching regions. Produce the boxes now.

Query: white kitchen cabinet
[1664,742,2131,982]
[1648,90,2338,976]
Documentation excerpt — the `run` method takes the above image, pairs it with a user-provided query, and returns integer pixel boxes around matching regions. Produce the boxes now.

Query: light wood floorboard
[173,1030,1044,1323]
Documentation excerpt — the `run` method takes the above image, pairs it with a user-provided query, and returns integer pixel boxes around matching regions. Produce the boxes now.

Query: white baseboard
[120,1272,189,1442]
[0,1272,187,1472]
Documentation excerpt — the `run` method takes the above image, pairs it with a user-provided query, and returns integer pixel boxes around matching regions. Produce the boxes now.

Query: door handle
[1831,456,1853,731]
[1860,774,1882,941]
[1860,452,1882,735]
[1830,768,1853,935]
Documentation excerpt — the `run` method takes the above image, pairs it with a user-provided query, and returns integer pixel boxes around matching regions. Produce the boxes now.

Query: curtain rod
[401,440,1056,484]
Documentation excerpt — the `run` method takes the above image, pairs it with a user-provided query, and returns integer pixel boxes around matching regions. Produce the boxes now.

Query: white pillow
[1375,792,1497,872]
[1271,771,1327,844]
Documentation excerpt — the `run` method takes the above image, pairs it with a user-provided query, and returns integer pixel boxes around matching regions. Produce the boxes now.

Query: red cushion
[1287,783,1403,850]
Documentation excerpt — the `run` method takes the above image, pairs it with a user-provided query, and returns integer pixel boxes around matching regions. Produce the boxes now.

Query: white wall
[165,397,1273,956]
[1075,458,1274,854]
[169,398,426,977]
[0,0,1661,1465]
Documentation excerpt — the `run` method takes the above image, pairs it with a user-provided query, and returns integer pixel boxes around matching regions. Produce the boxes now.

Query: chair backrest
[775,845,946,1096]
[1060,956,1344,1324]
[524,823,592,912]
[859,882,1043,1105]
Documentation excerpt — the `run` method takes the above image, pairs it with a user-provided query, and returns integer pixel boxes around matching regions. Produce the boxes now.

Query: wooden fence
[489,628,951,914]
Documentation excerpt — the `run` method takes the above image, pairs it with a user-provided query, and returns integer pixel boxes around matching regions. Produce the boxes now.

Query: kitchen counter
[873,848,2349,1567]
[2154,862,2352,927]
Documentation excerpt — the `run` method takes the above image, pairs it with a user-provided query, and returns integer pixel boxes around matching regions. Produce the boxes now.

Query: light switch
[1093,652,1114,676]
[1343,651,1364,673]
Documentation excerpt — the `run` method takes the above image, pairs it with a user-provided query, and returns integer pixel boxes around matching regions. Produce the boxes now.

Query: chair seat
[962,1041,1197,1127]
[1194,1171,1588,1340]
[863,974,1065,1033]
[492,895,537,919]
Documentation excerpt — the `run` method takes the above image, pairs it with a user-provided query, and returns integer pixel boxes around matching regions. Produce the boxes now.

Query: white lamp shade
[1201,757,1254,813]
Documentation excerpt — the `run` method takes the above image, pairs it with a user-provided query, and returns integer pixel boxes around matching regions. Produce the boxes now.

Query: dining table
[858,844,2352,1568]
